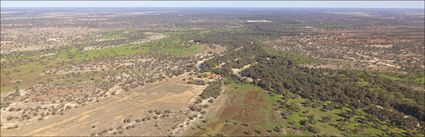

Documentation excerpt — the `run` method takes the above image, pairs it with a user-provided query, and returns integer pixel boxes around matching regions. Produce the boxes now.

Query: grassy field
[0,62,107,92]
[0,30,206,93]
[194,82,282,136]
[1,62,44,92]
[56,32,204,61]
[367,71,425,85]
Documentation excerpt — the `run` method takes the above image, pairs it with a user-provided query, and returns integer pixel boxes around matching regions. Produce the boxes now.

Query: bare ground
[1,76,207,136]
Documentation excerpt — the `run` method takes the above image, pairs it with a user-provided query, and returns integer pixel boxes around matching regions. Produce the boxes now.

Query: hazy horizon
[1,1,424,9]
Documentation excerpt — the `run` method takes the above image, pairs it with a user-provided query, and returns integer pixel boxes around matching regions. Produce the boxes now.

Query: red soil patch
[191,86,276,136]
[219,90,267,123]
[194,90,272,136]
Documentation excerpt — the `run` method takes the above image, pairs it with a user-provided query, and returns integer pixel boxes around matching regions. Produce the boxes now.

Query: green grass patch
[1,62,44,92]
[53,35,204,61]
[367,71,425,85]
[195,82,282,136]
[1,30,207,92]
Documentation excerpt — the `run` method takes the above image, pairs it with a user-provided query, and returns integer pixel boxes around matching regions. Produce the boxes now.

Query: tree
[321,116,332,123]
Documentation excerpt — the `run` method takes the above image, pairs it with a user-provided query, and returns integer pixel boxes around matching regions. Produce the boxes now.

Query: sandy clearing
[1,76,206,136]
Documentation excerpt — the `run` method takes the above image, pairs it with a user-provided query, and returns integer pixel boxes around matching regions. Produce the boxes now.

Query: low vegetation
[1,8,423,136]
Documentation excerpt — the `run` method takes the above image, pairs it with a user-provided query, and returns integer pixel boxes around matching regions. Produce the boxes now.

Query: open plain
[1,7,424,136]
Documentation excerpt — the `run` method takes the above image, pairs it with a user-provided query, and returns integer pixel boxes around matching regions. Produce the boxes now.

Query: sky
[1,1,424,9]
